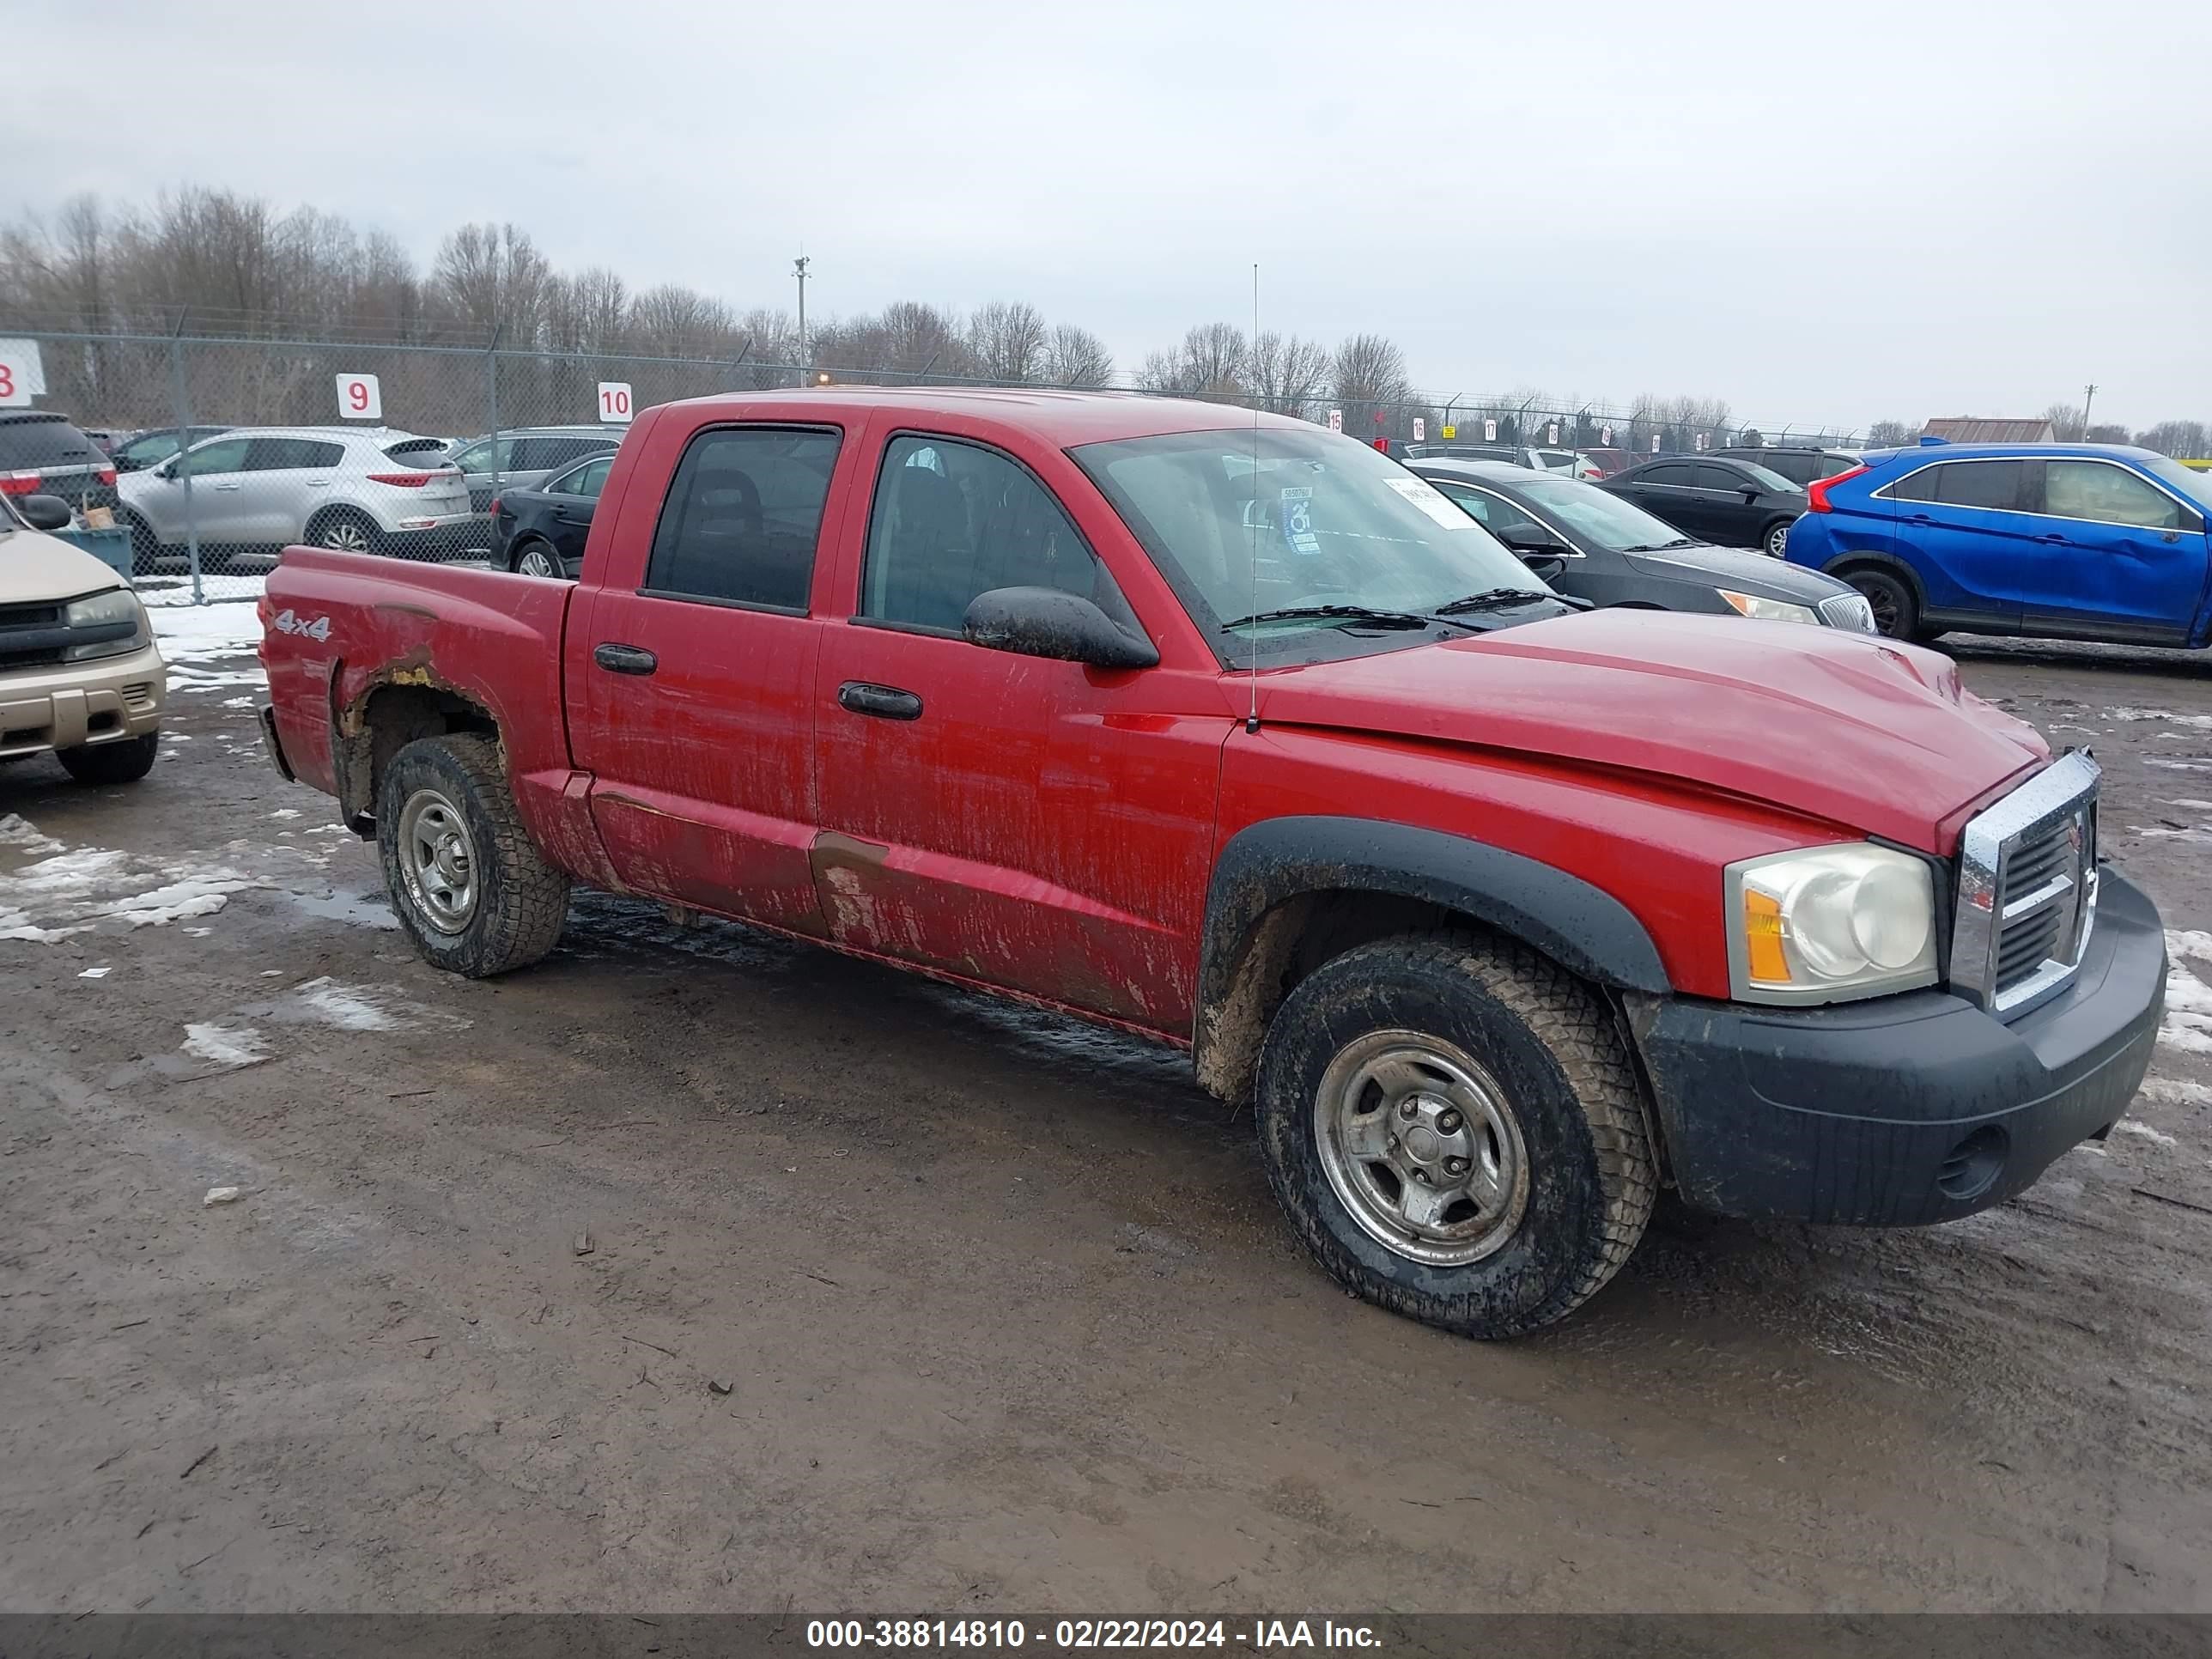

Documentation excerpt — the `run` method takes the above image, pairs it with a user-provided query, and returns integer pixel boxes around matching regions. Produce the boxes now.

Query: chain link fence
[3,327,1864,604]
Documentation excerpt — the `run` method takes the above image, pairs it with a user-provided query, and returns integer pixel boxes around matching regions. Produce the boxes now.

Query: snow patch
[2159,962,2212,1057]
[2162,799,2212,813]
[0,815,65,857]
[0,843,256,943]
[2167,932,2212,965]
[182,1024,271,1067]
[2144,758,2212,774]
[257,975,470,1036]
[2106,707,2212,730]
[2140,1076,2212,1108]
[2113,1118,2179,1148]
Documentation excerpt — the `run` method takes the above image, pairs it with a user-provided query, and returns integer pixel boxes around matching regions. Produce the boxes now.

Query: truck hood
[0,525,130,605]
[1255,607,2048,851]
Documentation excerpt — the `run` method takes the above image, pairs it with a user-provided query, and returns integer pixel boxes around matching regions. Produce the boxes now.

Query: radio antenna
[1246,261,1261,737]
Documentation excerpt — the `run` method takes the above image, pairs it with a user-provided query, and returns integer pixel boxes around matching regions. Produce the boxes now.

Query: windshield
[1073,427,1553,658]
[2141,454,2212,514]
[1735,459,1802,494]
[1518,476,1698,550]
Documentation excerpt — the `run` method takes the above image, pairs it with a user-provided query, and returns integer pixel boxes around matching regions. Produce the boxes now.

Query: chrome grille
[1950,750,2099,1019]
[1817,592,1877,633]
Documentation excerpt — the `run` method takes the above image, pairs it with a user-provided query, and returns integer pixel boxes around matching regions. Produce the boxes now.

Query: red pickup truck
[258,389,2166,1338]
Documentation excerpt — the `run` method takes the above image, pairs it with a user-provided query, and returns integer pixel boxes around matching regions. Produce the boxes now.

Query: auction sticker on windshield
[1384,476,1477,529]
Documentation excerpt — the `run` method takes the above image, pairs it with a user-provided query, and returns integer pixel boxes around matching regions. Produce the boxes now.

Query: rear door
[1881,457,2041,628]
[806,427,1223,1029]
[1611,460,1700,534]
[239,436,345,544]
[544,455,612,571]
[570,419,854,933]
[2025,459,2208,641]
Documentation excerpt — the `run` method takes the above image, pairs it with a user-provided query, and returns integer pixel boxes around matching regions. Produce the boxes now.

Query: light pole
[2081,382,2097,437]
[793,254,810,386]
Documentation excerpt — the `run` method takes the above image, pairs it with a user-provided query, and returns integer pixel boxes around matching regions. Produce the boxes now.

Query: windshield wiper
[1220,604,1463,633]
[1618,538,1699,552]
[1433,587,1557,616]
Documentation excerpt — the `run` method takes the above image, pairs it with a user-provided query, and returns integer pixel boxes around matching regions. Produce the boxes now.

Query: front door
[808,429,1224,1030]
[137,435,254,546]
[2025,459,2209,642]
[1613,460,1700,538]
[569,420,854,934]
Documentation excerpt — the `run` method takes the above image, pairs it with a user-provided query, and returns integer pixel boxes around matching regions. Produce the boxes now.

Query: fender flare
[1193,817,1670,1094]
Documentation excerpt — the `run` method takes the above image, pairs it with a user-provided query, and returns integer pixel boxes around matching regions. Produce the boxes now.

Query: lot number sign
[1327,409,1342,433]
[0,337,47,407]
[598,382,634,423]
[336,374,383,421]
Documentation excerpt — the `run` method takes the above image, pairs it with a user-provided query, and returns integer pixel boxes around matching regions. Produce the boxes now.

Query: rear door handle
[837,681,923,720]
[212,481,243,491]
[592,642,658,676]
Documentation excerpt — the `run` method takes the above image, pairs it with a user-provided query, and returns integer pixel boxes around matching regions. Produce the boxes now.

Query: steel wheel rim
[1315,1030,1530,1267]
[1766,524,1789,556]
[322,518,371,552]
[396,787,478,934]
[518,546,556,578]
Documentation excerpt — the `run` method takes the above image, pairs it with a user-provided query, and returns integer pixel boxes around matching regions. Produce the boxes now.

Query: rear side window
[2045,461,2184,530]
[861,434,1126,634]
[0,416,102,468]
[1936,460,2028,512]
[246,438,344,471]
[1694,463,1745,490]
[1639,463,1694,486]
[1759,453,1817,485]
[643,425,840,611]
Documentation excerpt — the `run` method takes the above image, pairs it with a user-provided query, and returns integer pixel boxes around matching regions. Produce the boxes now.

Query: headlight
[1716,589,1819,626]
[62,587,151,662]
[1726,843,1938,1004]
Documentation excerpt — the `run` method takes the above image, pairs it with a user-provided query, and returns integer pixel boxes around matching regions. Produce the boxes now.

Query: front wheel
[1763,520,1792,558]
[58,732,159,785]
[1255,933,1656,1339]
[376,733,570,976]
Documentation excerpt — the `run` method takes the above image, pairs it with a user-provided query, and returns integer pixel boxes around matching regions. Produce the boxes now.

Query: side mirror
[18,494,73,532]
[153,458,179,480]
[1520,553,1568,584]
[1497,523,1567,556]
[1741,487,1760,503]
[963,586,1158,670]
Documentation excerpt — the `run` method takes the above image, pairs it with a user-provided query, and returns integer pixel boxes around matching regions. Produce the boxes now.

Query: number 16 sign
[598,382,633,423]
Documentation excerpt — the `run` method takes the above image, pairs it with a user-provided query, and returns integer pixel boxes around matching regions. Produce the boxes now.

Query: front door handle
[2034,533,2068,544]
[837,680,923,720]
[593,641,658,676]
[212,481,243,491]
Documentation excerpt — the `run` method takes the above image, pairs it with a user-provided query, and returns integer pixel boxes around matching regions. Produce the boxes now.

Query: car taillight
[257,592,275,630]
[0,471,40,495]
[368,471,433,488]
[1806,464,1869,513]
[98,467,117,486]
[487,497,501,520]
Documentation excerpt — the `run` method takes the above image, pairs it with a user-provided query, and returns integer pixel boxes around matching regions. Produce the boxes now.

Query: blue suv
[1784,440,2212,647]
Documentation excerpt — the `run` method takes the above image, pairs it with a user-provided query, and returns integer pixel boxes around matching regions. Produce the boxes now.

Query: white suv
[118,428,473,572]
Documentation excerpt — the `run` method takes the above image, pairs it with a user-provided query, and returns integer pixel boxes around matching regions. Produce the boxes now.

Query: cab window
[643,426,840,611]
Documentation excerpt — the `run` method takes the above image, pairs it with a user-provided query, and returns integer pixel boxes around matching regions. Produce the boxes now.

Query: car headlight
[62,586,151,662]
[1726,844,1938,1004]
[1716,589,1819,626]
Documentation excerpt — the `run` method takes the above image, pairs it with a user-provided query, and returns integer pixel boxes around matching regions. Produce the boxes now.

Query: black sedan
[490,452,614,578]
[1406,459,1875,632]
[1598,454,1806,559]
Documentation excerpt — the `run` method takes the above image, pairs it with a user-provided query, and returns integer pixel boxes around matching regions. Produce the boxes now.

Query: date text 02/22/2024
[804,1620,1383,1650]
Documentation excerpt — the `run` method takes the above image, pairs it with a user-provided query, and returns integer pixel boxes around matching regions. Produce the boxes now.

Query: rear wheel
[1255,933,1656,1339]
[511,538,561,579]
[58,732,159,785]
[1847,568,1918,641]
[307,507,381,556]
[122,512,162,575]
[376,733,570,976]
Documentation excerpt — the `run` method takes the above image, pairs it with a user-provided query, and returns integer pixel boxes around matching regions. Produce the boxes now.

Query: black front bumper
[1632,866,2166,1225]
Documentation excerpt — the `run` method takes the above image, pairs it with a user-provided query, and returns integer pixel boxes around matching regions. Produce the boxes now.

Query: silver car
[118,428,475,571]
[447,427,623,514]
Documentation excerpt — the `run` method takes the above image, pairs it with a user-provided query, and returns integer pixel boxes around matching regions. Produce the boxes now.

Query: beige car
[1,495,165,783]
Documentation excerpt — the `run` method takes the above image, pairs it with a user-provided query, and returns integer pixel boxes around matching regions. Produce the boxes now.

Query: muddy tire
[1848,568,1918,641]
[58,732,159,785]
[1255,933,1656,1340]
[376,733,568,976]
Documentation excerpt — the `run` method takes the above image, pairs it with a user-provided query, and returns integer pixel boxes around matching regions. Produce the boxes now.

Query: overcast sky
[10,0,2209,431]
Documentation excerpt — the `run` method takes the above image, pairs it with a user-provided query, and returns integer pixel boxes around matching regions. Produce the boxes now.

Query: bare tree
[1041,323,1114,387]
[2042,402,2087,441]
[1247,331,1330,417]
[434,222,553,344]
[1331,333,1409,437]
[1865,418,1918,447]
[967,301,1048,383]
[2136,419,2211,458]
[625,283,736,358]
[1134,348,1185,393]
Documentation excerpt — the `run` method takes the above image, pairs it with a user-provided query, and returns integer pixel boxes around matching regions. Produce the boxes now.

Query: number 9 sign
[598,382,633,423]
[335,373,382,421]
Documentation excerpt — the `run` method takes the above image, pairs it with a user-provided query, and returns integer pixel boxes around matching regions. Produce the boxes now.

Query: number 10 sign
[598,382,633,423]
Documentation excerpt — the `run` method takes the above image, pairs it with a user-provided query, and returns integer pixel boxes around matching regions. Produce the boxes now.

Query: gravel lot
[3,616,2209,1615]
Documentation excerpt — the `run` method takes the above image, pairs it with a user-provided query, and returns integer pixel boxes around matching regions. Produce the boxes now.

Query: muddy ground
[3,620,2210,1616]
